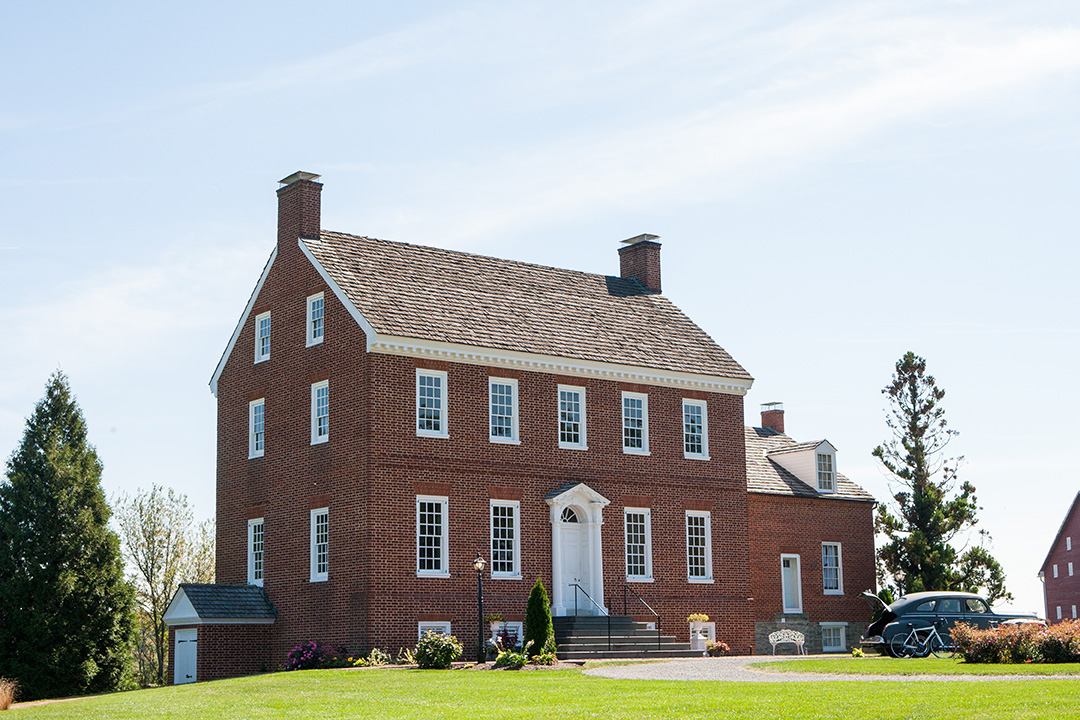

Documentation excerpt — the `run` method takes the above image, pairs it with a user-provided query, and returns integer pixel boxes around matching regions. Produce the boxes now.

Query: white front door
[560,517,593,614]
[781,554,802,613]
[174,628,198,684]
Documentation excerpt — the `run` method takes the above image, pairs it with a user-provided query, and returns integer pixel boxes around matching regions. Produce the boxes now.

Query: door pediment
[544,482,610,523]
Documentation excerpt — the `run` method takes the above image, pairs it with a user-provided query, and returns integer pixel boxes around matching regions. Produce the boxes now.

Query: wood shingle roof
[745,427,875,502]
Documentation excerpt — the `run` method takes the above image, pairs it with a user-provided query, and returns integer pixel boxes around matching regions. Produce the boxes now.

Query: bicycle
[889,620,956,659]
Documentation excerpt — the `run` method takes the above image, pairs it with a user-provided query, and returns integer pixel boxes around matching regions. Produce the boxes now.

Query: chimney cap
[621,233,660,246]
[278,171,321,186]
[761,402,784,412]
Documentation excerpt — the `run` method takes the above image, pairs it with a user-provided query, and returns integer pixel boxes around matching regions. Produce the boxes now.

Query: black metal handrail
[570,583,611,654]
[623,585,661,651]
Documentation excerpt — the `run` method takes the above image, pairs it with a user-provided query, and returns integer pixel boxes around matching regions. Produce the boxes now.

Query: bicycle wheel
[890,632,913,658]
[931,635,956,659]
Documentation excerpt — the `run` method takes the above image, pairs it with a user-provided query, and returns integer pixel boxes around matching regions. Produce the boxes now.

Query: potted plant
[687,613,710,652]
[485,613,505,642]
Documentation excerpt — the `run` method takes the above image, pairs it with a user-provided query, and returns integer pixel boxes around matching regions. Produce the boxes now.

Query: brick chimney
[761,402,785,433]
[277,171,322,251]
[619,234,662,293]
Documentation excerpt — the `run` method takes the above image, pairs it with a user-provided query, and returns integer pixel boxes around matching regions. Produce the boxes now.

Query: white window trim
[621,392,650,455]
[1068,537,1073,551]
[1073,605,1077,619]
[557,384,587,450]
[310,380,329,445]
[686,510,714,583]
[822,542,844,595]
[254,311,271,363]
[416,369,449,438]
[488,378,520,444]
[416,495,450,577]
[418,621,451,639]
[1054,564,1059,578]
[1057,606,1063,620]
[1070,562,1074,577]
[820,622,848,652]
[248,399,265,459]
[624,507,653,582]
[310,508,328,582]
[306,292,325,347]
[782,553,803,613]
[247,518,264,587]
[490,500,521,579]
[682,399,710,460]
[816,451,836,493]
[490,620,525,644]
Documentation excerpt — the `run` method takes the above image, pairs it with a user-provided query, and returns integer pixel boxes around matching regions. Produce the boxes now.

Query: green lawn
[754,656,1080,676]
[11,666,1080,719]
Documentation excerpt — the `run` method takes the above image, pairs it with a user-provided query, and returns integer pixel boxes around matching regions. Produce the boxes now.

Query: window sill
[684,454,710,461]
[254,356,269,364]
[416,431,450,439]
[687,577,714,584]
[310,576,328,583]
[622,449,651,456]
[626,577,654,583]
[249,580,263,588]
[248,453,264,460]
[489,438,521,445]
[491,574,522,580]
[783,609,803,614]
[311,437,329,446]
[416,571,450,578]
[824,590,844,596]
[306,338,324,348]
[558,443,588,451]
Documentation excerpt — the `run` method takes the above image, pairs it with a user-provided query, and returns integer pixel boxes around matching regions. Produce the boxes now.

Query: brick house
[163,171,875,682]
[1040,492,1080,624]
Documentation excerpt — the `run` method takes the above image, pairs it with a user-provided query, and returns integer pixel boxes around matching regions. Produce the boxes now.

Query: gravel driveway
[583,656,1080,682]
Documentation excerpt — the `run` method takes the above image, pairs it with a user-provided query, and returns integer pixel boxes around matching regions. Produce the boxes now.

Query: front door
[559,510,593,614]
[781,555,802,613]
[174,628,197,684]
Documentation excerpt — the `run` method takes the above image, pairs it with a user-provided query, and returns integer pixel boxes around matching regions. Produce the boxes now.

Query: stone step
[559,648,703,660]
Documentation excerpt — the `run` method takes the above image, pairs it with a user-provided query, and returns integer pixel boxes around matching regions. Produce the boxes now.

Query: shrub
[952,621,1080,664]
[524,578,554,655]
[283,640,349,670]
[395,647,416,665]
[366,648,392,666]
[0,678,18,711]
[414,631,463,669]
[851,647,865,658]
[705,641,729,657]
[532,650,557,665]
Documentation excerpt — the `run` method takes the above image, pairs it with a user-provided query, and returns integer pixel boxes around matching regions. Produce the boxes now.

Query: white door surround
[546,483,610,617]
[174,628,198,684]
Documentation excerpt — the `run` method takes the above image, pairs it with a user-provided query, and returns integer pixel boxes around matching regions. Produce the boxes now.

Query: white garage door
[174,628,198,684]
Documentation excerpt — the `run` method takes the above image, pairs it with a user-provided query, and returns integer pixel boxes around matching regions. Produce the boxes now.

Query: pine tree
[0,372,136,700]
[523,577,554,655]
[873,352,1010,603]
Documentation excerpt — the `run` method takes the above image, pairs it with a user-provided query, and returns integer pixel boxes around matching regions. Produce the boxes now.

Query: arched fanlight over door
[561,507,579,523]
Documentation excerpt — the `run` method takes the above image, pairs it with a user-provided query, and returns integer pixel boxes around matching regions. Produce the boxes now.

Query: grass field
[753,656,1080,676]
[12,665,1080,719]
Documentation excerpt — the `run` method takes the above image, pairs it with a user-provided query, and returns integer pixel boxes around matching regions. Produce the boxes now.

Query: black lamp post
[473,552,487,664]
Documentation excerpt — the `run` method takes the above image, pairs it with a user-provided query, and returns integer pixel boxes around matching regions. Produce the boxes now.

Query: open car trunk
[862,590,895,639]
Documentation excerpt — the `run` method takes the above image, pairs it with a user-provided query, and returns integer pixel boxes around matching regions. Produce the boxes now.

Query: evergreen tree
[523,577,554,655]
[0,372,136,700]
[873,352,1010,603]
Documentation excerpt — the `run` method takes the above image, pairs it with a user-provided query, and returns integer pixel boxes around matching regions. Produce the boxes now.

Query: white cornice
[209,246,277,398]
[370,336,753,395]
[298,239,376,350]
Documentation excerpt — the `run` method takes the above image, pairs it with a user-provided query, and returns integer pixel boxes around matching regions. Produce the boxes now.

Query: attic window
[816,453,835,493]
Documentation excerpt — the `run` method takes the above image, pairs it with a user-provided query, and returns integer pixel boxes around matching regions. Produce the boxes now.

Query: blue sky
[1,1,1077,616]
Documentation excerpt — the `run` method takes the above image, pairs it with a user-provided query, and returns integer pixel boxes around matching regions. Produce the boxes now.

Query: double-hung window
[817,453,835,492]
[822,542,843,594]
[254,311,271,363]
[558,385,586,449]
[306,293,325,346]
[624,508,653,581]
[247,518,264,586]
[311,381,329,444]
[621,392,649,454]
[683,400,709,459]
[417,495,449,576]
[490,501,520,578]
[416,370,448,437]
[310,508,328,582]
[249,399,265,458]
[489,378,519,443]
[686,511,713,582]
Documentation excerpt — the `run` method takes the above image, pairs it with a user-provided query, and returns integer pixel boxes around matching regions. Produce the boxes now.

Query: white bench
[768,629,806,655]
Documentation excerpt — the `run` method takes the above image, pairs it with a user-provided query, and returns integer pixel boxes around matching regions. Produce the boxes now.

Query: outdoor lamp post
[473,552,487,664]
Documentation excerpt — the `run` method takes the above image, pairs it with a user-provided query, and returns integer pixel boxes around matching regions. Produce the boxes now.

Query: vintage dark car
[862,590,1041,655]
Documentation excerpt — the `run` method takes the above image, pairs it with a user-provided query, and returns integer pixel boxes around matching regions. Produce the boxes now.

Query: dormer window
[817,452,835,492]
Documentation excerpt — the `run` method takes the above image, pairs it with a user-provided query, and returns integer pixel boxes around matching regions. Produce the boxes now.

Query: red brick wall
[168,624,274,684]
[1043,503,1080,623]
[747,493,875,651]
